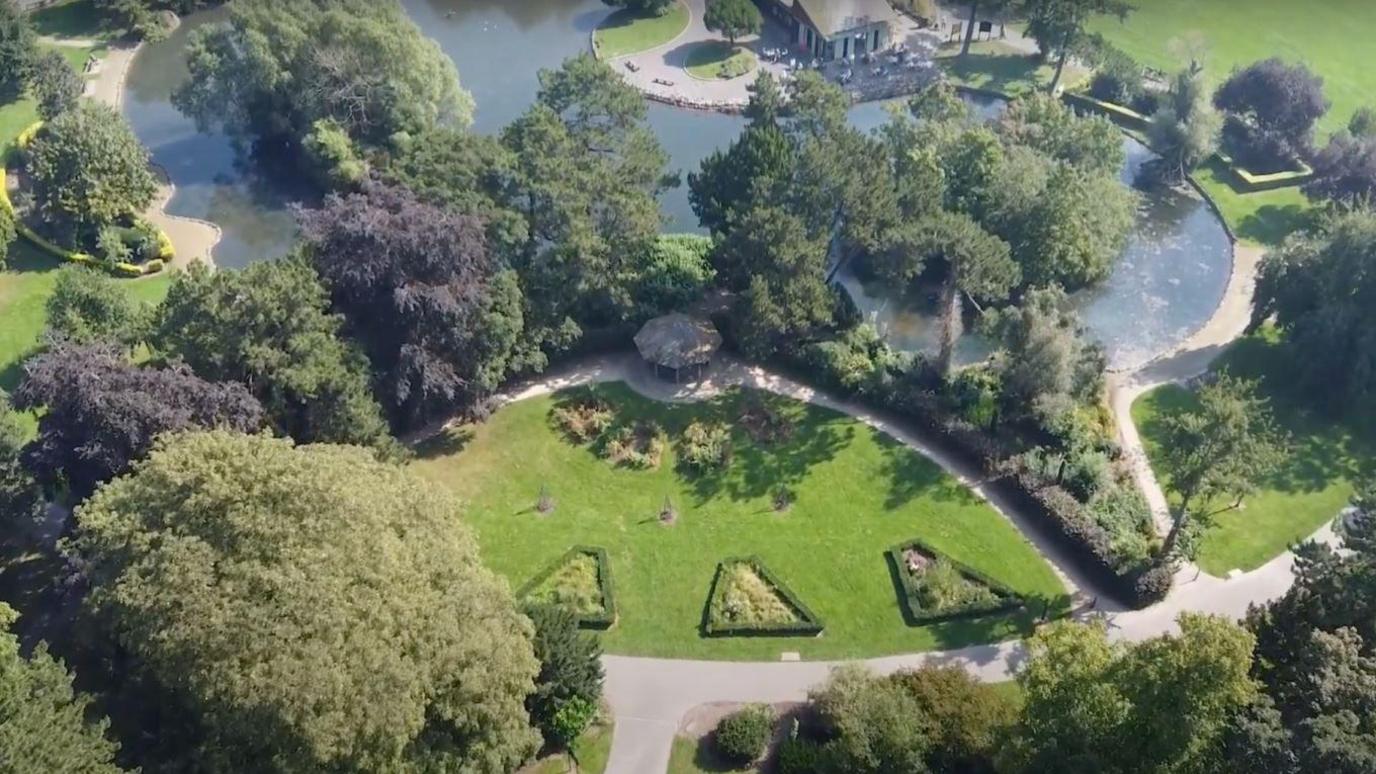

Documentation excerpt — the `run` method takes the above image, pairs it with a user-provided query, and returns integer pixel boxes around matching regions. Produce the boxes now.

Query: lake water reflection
[123,0,1231,369]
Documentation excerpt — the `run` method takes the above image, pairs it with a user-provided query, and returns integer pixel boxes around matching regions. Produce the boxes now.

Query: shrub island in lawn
[887,539,1026,625]
[519,546,617,629]
[704,556,823,637]
[411,382,1067,659]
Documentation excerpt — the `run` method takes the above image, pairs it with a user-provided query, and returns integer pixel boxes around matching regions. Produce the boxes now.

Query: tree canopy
[298,182,537,430]
[44,266,145,347]
[24,103,158,244]
[149,259,395,452]
[69,431,541,773]
[27,49,83,121]
[1251,210,1376,409]
[175,0,471,160]
[1214,58,1329,171]
[0,0,34,101]
[704,0,761,46]
[0,604,124,773]
[13,343,264,498]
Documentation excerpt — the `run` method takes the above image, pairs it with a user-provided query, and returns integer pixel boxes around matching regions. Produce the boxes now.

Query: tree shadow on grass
[1236,202,1319,246]
[685,391,854,506]
[938,50,1046,95]
[412,426,474,460]
[875,433,981,510]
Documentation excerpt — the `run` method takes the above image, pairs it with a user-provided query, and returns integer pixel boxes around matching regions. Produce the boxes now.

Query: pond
[123,0,1231,370]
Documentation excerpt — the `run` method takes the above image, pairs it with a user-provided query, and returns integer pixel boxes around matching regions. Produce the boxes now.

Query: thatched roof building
[634,313,722,380]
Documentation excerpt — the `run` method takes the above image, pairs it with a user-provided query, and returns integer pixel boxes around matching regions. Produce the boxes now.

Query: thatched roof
[634,313,722,370]
[793,0,897,38]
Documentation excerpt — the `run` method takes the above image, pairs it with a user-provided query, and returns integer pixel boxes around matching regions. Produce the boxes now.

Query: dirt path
[89,42,221,270]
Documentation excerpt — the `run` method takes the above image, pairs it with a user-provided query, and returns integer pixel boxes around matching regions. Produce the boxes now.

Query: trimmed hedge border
[518,545,617,630]
[703,556,824,638]
[1061,91,1150,132]
[1214,151,1314,193]
[3,122,170,277]
[885,537,1026,625]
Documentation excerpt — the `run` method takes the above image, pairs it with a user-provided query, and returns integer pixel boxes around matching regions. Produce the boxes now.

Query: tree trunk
[960,2,979,57]
[937,278,963,378]
[1160,496,1192,560]
[1048,29,1074,93]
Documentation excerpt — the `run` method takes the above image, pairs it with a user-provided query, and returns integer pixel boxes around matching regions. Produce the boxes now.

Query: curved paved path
[474,348,1324,774]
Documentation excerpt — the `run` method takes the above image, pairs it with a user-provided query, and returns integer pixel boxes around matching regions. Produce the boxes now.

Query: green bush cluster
[601,421,665,470]
[714,704,773,765]
[678,420,732,472]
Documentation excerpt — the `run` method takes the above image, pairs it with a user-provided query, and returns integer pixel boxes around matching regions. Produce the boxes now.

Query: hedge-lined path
[89,40,222,271]
[443,350,1326,773]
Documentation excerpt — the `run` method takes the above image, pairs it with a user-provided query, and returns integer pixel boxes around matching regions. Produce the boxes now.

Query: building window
[873,28,881,51]
[842,37,849,58]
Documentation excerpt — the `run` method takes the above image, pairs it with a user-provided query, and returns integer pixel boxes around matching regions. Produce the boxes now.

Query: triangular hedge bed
[518,545,617,630]
[702,556,824,637]
[886,538,1026,625]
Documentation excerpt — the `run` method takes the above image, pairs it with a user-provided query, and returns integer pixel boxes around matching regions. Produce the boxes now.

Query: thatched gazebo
[634,313,722,383]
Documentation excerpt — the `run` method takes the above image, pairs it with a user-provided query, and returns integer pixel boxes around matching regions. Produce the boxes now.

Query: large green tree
[1250,211,1376,410]
[175,0,470,157]
[703,0,761,47]
[523,604,604,749]
[149,259,394,452]
[0,0,34,100]
[24,103,158,244]
[1154,374,1286,560]
[27,49,83,121]
[1022,0,1134,93]
[1230,493,1376,772]
[502,54,669,329]
[1149,66,1222,181]
[44,265,146,347]
[69,431,541,773]
[0,393,40,526]
[0,604,124,773]
[689,73,794,237]
[988,286,1105,422]
[1010,614,1257,773]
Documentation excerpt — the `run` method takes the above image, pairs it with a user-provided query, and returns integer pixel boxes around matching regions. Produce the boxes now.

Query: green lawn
[1089,0,1375,141]
[524,723,613,774]
[1132,329,1370,575]
[29,0,115,41]
[937,40,1088,98]
[412,384,1066,660]
[592,1,690,59]
[1192,159,1316,247]
[685,42,756,81]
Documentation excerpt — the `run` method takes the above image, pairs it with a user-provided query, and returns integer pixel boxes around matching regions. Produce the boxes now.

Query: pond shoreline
[99,33,222,271]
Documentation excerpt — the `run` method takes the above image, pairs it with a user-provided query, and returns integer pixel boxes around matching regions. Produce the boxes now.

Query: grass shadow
[30,0,113,40]
[412,426,474,460]
[1236,202,1319,246]
[875,433,977,510]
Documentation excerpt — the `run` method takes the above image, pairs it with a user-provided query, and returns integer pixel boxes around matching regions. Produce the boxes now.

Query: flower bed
[519,546,617,629]
[703,556,823,637]
[885,538,1025,624]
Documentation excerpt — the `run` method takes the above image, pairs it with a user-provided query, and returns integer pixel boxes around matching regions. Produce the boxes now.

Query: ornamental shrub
[602,421,665,470]
[714,704,773,765]
[0,199,14,270]
[1088,47,1146,109]
[775,735,825,774]
[553,394,613,444]
[679,421,732,472]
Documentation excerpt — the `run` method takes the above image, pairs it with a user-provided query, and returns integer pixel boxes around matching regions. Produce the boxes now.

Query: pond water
[123,0,1231,369]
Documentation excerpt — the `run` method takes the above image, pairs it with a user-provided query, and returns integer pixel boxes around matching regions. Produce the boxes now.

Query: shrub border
[3,122,170,277]
[1213,151,1314,193]
[702,555,824,638]
[884,538,1026,625]
[518,545,617,630]
[1061,91,1150,132]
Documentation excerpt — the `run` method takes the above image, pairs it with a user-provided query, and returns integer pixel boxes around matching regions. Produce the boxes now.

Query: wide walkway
[476,347,1325,774]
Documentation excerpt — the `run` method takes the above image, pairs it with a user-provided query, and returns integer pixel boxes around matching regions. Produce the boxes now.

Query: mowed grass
[937,40,1088,97]
[593,1,690,59]
[1089,0,1375,140]
[1132,329,1371,575]
[685,42,756,81]
[412,383,1066,660]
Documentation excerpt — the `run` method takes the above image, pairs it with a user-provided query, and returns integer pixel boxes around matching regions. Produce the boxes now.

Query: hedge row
[703,556,824,638]
[4,122,170,277]
[1214,152,1314,193]
[1062,91,1151,132]
[517,545,617,630]
[771,348,1171,609]
[885,537,1025,625]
